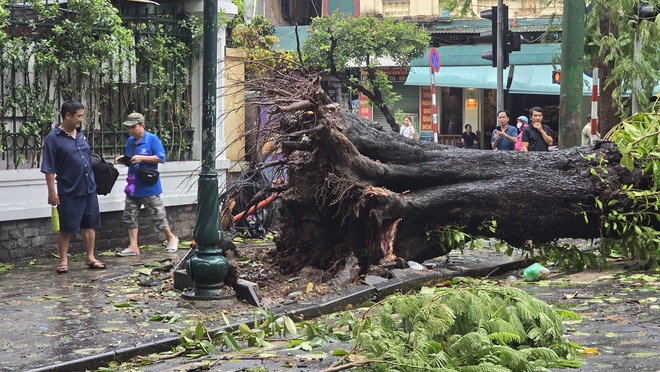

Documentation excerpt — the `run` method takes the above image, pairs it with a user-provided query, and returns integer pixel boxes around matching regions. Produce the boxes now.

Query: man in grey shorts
[115,112,179,256]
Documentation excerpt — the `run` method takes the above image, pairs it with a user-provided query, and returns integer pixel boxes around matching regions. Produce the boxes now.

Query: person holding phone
[115,112,178,256]
[491,110,517,151]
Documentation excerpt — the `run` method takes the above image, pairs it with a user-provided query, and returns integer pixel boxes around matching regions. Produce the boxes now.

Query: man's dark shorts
[58,193,100,233]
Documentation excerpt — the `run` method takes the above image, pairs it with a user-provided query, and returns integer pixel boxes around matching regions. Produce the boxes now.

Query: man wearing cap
[521,106,554,152]
[115,112,179,256]
[514,115,529,151]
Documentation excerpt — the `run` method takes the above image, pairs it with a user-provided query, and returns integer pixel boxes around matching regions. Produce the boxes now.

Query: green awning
[274,26,309,51]
[509,65,592,96]
[406,64,594,96]
[410,44,562,67]
[405,65,509,89]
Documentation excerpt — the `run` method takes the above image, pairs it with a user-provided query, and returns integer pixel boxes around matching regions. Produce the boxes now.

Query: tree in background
[228,15,296,77]
[585,0,660,135]
[302,13,430,132]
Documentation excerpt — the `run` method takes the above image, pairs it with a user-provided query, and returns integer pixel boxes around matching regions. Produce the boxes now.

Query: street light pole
[183,0,230,300]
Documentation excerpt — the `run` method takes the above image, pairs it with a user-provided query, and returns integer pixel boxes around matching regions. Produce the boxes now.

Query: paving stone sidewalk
[0,244,529,372]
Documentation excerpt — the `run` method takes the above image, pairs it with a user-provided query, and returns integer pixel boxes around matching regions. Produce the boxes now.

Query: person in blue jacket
[115,112,178,256]
[41,100,106,273]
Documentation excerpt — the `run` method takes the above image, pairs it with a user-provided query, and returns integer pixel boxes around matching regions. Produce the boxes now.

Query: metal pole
[430,69,438,143]
[183,0,230,300]
[591,65,599,144]
[496,0,504,111]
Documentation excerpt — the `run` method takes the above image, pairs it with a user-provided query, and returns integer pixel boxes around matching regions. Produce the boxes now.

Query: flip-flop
[166,237,179,253]
[87,260,107,270]
[55,264,68,274]
[116,248,140,257]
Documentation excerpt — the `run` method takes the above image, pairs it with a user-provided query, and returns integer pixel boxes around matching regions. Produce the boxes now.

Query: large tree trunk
[240,71,651,275]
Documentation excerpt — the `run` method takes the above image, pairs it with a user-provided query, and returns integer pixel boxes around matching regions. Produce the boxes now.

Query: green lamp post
[182,0,231,300]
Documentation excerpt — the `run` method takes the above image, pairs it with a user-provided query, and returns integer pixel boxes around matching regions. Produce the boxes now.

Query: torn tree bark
[239,70,652,275]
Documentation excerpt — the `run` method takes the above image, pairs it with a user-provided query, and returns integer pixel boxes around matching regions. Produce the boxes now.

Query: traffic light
[480,6,499,67]
[552,70,561,84]
[636,2,658,20]
[480,5,521,68]
[506,30,522,53]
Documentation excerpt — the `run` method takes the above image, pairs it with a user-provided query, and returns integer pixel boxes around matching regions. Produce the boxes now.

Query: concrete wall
[224,48,248,174]
[0,205,196,262]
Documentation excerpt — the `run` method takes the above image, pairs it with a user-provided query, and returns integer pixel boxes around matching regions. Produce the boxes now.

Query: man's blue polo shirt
[491,125,518,151]
[125,131,166,197]
[41,125,96,197]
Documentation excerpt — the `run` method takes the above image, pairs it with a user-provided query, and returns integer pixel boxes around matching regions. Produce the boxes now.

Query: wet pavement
[0,241,658,371]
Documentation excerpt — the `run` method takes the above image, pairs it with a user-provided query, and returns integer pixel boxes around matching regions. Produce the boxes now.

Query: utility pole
[559,0,585,148]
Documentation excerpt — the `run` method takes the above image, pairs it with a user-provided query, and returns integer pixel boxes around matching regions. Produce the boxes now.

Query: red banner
[420,86,432,131]
[359,93,372,120]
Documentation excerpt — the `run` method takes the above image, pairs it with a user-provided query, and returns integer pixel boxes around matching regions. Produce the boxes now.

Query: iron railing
[0,1,196,169]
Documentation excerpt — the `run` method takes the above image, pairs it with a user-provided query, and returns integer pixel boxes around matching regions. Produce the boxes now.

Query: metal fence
[0,1,196,170]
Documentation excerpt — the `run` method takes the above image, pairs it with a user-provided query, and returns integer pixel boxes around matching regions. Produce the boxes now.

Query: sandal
[55,264,68,274]
[87,260,107,270]
[116,248,140,257]
[166,237,179,253]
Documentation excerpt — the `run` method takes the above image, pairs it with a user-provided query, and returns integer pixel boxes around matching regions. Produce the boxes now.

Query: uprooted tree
[230,68,659,275]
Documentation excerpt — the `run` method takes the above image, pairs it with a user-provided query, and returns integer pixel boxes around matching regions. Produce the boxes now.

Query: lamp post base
[183,249,231,300]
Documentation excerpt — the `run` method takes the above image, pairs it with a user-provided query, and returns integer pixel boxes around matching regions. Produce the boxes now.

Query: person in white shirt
[399,115,415,139]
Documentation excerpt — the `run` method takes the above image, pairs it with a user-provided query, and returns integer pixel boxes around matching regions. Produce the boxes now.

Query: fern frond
[488,331,523,345]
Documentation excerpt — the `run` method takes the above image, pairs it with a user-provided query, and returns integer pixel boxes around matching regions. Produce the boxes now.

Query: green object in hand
[51,207,60,232]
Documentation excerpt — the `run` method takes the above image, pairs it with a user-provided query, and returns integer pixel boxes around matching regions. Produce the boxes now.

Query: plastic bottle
[51,207,60,232]
[522,263,550,282]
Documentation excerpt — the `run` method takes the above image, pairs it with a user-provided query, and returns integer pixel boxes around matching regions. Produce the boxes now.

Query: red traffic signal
[552,70,561,84]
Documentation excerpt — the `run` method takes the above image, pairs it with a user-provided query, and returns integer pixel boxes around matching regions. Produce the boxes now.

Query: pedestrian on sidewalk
[115,112,178,256]
[41,100,106,273]
[491,110,517,151]
[521,107,553,152]
[399,115,415,139]
[514,115,529,151]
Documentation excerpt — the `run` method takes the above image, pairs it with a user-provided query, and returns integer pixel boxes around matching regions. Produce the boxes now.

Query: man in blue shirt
[41,100,105,273]
[491,110,518,151]
[115,112,179,256]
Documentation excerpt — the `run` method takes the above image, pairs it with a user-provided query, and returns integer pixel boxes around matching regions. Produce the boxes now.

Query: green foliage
[302,13,429,116]
[0,0,133,166]
[1,2,200,165]
[340,283,581,371]
[523,240,602,270]
[228,15,296,77]
[592,110,660,268]
[584,0,660,118]
[426,223,487,254]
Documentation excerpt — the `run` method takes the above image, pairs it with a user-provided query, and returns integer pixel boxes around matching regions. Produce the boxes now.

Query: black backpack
[91,153,119,195]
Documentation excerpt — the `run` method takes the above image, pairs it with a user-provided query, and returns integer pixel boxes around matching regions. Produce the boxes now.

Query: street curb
[27,253,530,372]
